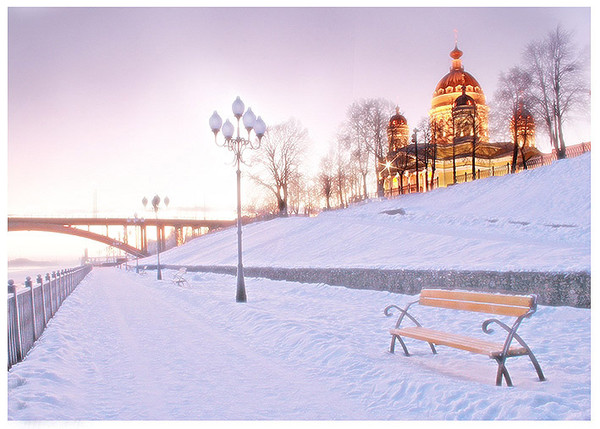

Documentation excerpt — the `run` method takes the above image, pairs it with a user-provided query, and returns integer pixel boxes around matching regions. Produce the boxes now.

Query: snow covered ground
[153,153,591,273]
[7,154,591,421]
[7,268,591,420]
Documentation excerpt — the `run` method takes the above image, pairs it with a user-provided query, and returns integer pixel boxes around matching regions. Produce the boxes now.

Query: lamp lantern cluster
[209,96,266,303]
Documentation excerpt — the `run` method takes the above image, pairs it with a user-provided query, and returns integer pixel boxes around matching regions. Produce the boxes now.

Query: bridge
[8,217,236,258]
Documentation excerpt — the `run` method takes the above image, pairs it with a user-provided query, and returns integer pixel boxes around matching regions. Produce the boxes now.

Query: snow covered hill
[150,153,591,273]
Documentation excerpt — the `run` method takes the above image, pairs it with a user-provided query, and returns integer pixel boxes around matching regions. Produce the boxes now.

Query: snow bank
[7,268,591,420]
[150,153,590,273]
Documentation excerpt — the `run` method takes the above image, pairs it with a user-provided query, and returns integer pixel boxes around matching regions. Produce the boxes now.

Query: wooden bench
[171,267,189,287]
[384,289,546,387]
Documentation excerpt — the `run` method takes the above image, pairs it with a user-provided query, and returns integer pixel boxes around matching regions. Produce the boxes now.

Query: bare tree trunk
[511,116,519,173]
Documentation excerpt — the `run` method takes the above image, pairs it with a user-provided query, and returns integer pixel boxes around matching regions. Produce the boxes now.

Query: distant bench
[171,267,189,287]
[384,289,546,387]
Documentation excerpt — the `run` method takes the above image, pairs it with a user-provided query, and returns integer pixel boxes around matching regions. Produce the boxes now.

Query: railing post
[8,280,23,363]
[49,272,56,315]
[59,270,64,303]
[56,270,65,308]
[46,273,54,318]
[54,271,60,307]
[53,271,58,307]
[67,269,72,294]
[25,276,37,342]
[37,274,47,327]
[59,270,64,304]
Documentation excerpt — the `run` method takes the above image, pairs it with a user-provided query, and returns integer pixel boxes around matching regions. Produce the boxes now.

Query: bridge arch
[8,221,148,258]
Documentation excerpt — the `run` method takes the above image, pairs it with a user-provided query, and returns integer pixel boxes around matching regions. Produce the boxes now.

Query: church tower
[387,107,409,152]
[430,43,489,144]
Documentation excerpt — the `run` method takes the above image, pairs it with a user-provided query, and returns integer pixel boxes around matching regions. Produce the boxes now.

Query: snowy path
[8,268,368,420]
[8,268,591,420]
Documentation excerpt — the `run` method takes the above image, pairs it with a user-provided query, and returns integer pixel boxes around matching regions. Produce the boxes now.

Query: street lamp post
[412,129,419,192]
[209,96,266,303]
[143,195,168,280]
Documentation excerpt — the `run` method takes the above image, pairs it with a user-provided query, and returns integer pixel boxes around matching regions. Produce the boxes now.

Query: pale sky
[5,4,592,262]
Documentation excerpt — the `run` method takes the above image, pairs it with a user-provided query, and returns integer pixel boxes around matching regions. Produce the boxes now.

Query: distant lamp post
[412,129,419,192]
[143,195,168,280]
[209,96,266,302]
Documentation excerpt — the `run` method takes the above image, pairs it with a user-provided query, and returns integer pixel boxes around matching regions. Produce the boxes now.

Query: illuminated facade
[381,42,541,194]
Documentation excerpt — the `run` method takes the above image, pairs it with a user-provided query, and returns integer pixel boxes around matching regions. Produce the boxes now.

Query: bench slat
[419,297,531,317]
[391,326,527,357]
[420,289,534,308]
[419,290,534,317]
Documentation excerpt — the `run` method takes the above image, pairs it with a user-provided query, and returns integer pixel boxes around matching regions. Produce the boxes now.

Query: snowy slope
[150,153,591,272]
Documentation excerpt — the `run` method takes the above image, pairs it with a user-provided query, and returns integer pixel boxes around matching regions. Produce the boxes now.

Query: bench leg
[390,334,410,356]
[527,351,546,382]
[494,358,513,387]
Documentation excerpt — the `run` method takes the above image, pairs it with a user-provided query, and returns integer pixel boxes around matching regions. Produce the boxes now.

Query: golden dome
[435,70,482,94]
[433,43,483,95]
[389,107,407,127]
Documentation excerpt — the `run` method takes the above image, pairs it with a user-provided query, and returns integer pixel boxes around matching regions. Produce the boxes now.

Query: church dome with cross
[429,42,489,143]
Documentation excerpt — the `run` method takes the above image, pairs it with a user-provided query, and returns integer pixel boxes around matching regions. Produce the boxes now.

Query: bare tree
[301,178,320,216]
[344,98,395,198]
[416,117,432,191]
[317,155,335,210]
[524,25,589,159]
[494,66,534,173]
[339,120,370,200]
[330,133,355,207]
[251,118,307,216]
[287,169,304,215]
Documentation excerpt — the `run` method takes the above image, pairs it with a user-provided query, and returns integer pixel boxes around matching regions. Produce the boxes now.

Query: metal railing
[7,265,93,370]
[378,143,591,198]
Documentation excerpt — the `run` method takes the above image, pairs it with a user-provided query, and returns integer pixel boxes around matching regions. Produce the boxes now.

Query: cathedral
[381,42,540,194]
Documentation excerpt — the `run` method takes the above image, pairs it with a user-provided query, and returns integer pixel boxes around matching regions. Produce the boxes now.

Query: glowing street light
[209,96,266,302]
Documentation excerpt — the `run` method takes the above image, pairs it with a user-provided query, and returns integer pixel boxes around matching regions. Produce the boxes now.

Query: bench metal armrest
[384,300,422,329]
[482,313,532,358]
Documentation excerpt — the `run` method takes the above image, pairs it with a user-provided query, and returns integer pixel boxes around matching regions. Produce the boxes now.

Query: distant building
[381,42,541,194]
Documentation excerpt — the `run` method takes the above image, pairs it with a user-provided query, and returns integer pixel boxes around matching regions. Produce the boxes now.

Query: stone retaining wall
[153,264,590,308]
